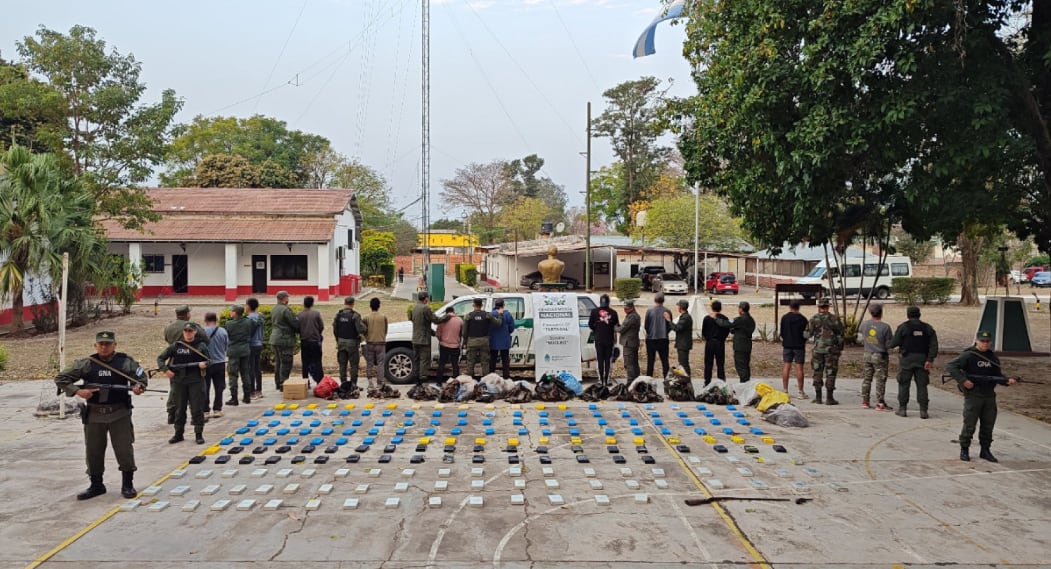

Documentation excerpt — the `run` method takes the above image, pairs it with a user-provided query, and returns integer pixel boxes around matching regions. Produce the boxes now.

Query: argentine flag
[633,0,686,58]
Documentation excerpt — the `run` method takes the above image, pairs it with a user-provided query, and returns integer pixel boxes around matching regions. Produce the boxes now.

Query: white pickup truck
[383,292,601,383]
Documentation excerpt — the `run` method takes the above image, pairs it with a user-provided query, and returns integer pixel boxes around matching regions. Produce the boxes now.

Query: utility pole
[421,0,431,280]
[585,101,592,291]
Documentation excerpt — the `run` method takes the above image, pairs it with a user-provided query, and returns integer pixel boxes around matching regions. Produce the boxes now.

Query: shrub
[892,277,954,305]
[458,263,478,286]
[0,344,7,372]
[614,278,643,301]
[218,303,303,371]
[379,263,396,288]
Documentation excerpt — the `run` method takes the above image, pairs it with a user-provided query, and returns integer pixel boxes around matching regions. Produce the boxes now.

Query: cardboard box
[283,379,308,400]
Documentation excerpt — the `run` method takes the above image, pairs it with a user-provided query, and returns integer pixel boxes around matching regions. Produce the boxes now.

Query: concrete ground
[1,374,1049,569]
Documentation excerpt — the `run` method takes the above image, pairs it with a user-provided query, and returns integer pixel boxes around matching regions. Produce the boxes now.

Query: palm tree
[0,145,99,332]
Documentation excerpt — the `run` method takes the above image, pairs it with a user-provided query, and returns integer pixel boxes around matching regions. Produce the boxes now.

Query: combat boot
[194,428,205,445]
[77,476,106,500]
[813,389,823,404]
[120,471,137,499]
[825,388,839,405]
[979,444,998,462]
[895,406,907,417]
[168,428,184,444]
[960,444,970,462]
[920,407,929,420]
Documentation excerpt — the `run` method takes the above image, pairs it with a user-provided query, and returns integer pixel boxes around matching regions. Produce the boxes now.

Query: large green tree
[0,56,65,153]
[162,115,329,187]
[0,145,101,332]
[17,26,182,229]
[593,77,672,232]
[672,0,1035,305]
[634,192,745,251]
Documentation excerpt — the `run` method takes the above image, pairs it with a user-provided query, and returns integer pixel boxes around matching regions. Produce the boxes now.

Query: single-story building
[100,188,362,301]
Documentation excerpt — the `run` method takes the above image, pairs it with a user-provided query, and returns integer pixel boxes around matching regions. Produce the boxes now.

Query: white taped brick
[147,501,170,512]
[200,485,221,496]
[119,500,141,512]
[305,498,321,511]
[229,484,247,495]
[169,486,191,497]
[263,499,282,511]
[342,498,359,510]
[282,483,300,494]
[181,500,200,512]
[209,499,232,511]
[428,496,442,508]
[318,484,334,495]
[255,484,274,494]
[394,482,409,492]
[236,499,256,511]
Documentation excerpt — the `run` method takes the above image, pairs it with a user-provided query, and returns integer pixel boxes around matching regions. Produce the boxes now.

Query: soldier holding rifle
[945,330,1017,462]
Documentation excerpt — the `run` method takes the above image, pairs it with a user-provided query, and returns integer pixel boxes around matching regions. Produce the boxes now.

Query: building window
[143,255,165,273]
[271,255,308,280]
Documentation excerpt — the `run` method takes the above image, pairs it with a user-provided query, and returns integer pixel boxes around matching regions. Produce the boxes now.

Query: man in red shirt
[435,307,463,384]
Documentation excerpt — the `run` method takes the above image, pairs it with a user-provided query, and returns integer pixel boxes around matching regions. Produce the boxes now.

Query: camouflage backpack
[438,380,460,403]
[632,381,664,403]
[663,367,695,401]
[504,383,533,404]
[336,381,361,399]
[367,384,402,399]
[535,375,573,402]
[406,384,439,401]
[580,383,610,401]
[472,382,496,403]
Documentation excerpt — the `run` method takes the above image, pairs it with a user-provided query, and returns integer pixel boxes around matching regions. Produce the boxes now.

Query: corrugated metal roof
[146,188,354,215]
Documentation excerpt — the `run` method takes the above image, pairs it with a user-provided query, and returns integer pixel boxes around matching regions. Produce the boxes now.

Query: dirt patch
[3,297,1049,423]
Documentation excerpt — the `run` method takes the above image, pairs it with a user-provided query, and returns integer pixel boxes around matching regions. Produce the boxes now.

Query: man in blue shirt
[202,312,228,418]
[489,299,516,379]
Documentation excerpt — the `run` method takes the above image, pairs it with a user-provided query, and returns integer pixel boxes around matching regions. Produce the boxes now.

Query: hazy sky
[1,0,693,225]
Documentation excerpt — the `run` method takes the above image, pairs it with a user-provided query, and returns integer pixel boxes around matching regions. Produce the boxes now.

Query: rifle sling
[86,356,145,388]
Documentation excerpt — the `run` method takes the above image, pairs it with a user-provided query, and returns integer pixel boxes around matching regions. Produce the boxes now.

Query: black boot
[813,389,823,404]
[895,406,907,417]
[120,471,137,498]
[169,428,184,444]
[960,444,970,461]
[77,476,106,500]
[195,428,205,445]
[920,407,929,419]
[825,388,839,405]
[979,444,998,462]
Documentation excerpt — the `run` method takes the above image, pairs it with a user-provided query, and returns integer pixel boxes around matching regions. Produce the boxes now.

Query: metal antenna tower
[421,0,431,274]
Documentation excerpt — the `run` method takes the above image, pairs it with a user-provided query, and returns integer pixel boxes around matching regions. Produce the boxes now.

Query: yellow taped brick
[703,435,717,444]
[326,403,337,409]
[386,403,398,409]
[731,435,745,444]
[418,437,430,445]
[508,438,519,446]
[667,437,680,444]
[202,445,220,455]
[364,403,375,409]
[344,403,355,410]
[287,403,299,410]
[445,437,456,446]
[539,436,549,444]
[571,437,582,445]
[535,404,546,410]
[762,436,775,444]
[274,403,287,410]
[557,404,567,410]
[475,438,486,445]
[633,437,645,445]
[305,403,318,410]
[606,437,617,445]
[754,456,766,463]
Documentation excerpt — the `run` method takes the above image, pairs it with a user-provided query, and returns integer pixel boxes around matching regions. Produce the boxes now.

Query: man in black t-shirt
[779,300,810,398]
[588,294,619,386]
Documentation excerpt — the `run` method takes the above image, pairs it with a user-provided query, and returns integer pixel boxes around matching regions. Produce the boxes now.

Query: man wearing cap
[362,297,389,390]
[224,305,259,407]
[411,291,450,384]
[462,297,500,380]
[55,331,147,500]
[616,300,641,382]
[269,291,300,390]
[888,305,939,418]
[946,330,1017,461]
[333,296,367,387]
[857,303,893,410]
[158,324,210,444]
[668,299,694,377]
[163,306,208,423]
[700,299,731,384]
[808,298,845,405]
[729,301,756,382]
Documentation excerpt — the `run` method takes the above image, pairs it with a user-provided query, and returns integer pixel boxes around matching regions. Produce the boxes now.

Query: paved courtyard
[1,376,1048,569]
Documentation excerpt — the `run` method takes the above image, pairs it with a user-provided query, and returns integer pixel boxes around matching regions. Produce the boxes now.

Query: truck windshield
[805,266,826,279]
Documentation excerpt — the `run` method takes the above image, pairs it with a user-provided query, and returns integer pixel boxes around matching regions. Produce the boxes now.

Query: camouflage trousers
[811,352,840,391]
[860,351,889,403]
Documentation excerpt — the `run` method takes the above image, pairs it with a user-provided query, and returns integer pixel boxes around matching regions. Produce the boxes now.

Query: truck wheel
[530,281,540,290]
[565,281,576,290]
[383,347,415,384]
[875,287,890,300]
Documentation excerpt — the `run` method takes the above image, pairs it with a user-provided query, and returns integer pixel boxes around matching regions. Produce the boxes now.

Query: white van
[383,292,600,383]
[796,255,912,300]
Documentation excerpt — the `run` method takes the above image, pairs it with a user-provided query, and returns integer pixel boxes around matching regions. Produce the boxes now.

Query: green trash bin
[428,263,445,303]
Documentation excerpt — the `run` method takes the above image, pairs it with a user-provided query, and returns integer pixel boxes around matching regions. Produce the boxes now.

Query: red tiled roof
[101,217,337,243]
[146,188,354,215]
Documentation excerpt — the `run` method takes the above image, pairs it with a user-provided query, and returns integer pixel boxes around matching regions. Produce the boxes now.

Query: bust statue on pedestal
[538,246,565,284]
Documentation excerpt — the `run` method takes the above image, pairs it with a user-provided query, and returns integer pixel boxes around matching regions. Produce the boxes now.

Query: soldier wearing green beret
[55,331,147,500]
[946,330,1017,462]
[888,305,939,418]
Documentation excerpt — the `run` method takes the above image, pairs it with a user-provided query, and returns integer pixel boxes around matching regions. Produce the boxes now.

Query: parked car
[1010,270,1028,284]
[633,265,669,291]
[519,270,579,290]
[1023,266,1047,282]
[1031,271,1051,287]
[652,273,688,295]
[382,292,599,383]
[705,272,739,295]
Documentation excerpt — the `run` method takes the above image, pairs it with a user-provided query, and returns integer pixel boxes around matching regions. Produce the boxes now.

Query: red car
[705,272,739,295]
[1023,266,1047,282]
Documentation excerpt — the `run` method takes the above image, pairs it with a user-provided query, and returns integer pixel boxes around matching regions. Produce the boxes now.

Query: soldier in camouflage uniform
[857,303,893,410]
[808,298,844,405]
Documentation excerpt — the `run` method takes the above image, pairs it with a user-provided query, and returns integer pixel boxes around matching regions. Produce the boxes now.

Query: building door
[252,255,268,293]
[172,255,188,293]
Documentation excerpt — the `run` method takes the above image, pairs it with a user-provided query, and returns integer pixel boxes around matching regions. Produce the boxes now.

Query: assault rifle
[78,383,168,403]
[940,374,1045,387]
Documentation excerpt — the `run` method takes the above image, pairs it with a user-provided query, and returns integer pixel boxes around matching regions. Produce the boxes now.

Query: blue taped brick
[694,428,706,436]
[352,420,362,426]
[593,412,602,418]
[605,428,615,436]
[310,420,322,427]
[395,428,406,436]
[460,410,469,417]
[333,420,344,426]
[236,428,249,435]
[598,419,607,426]
[722,428,734,435]
[750,428,764,435]
[539,419,548,426]
[654,419,664,426]
[433,411,442,417]
[424,428,436,436]
[263,410,275,416]
[564,411,573,418]
[539,411,548,417]
[335,437,348,445]
[695,404,707,411]
[404,420,415,427]
[268,420,280,427]
[391,436,403,444]
[363,437,375,444]
[290,420,303,427]
[368,429,380,436]
[632,428,644,435]
[518,428,528,435]
[451,428,462,435]
[513,410,523,417]
[404,410,415,417]
[342,428,355,436]
[738,419,750,426]
[240,438,253,445]
[542,429,551,436]
[287,437,299,445]
[277,428,290,436]
[458,419,468,426]
[588,404,597,410]
[361,410,372,416]
[485,428,495,436]
[683,420,695,426]
[678,412,688,418]
[311,437,324,446]
[247,420,259,427]
[482,419,493,426]
[255,429,269,436]
[382,410,392,417]
[431,420,441,426]
[264,437,277,445]
[726,405,737,411]
[339,410,350,416]
[629,419,639,426]
[513,419,522,426]
[660,428,671,436]
[375,420,385,427]
[303,410,313,416]
[281,410,292,416]
[732,412,745,418]
[299,428,312,436]
[568,420,577,427]
[569,429,580,436]
[220,437,234,445]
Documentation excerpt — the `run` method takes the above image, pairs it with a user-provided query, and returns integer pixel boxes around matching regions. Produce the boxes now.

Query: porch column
[317,243,330,300]
[224,243,238,301]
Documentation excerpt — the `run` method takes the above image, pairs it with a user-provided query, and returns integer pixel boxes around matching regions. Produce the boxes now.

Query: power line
[253,0,310,113]
[547,0,600,90]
